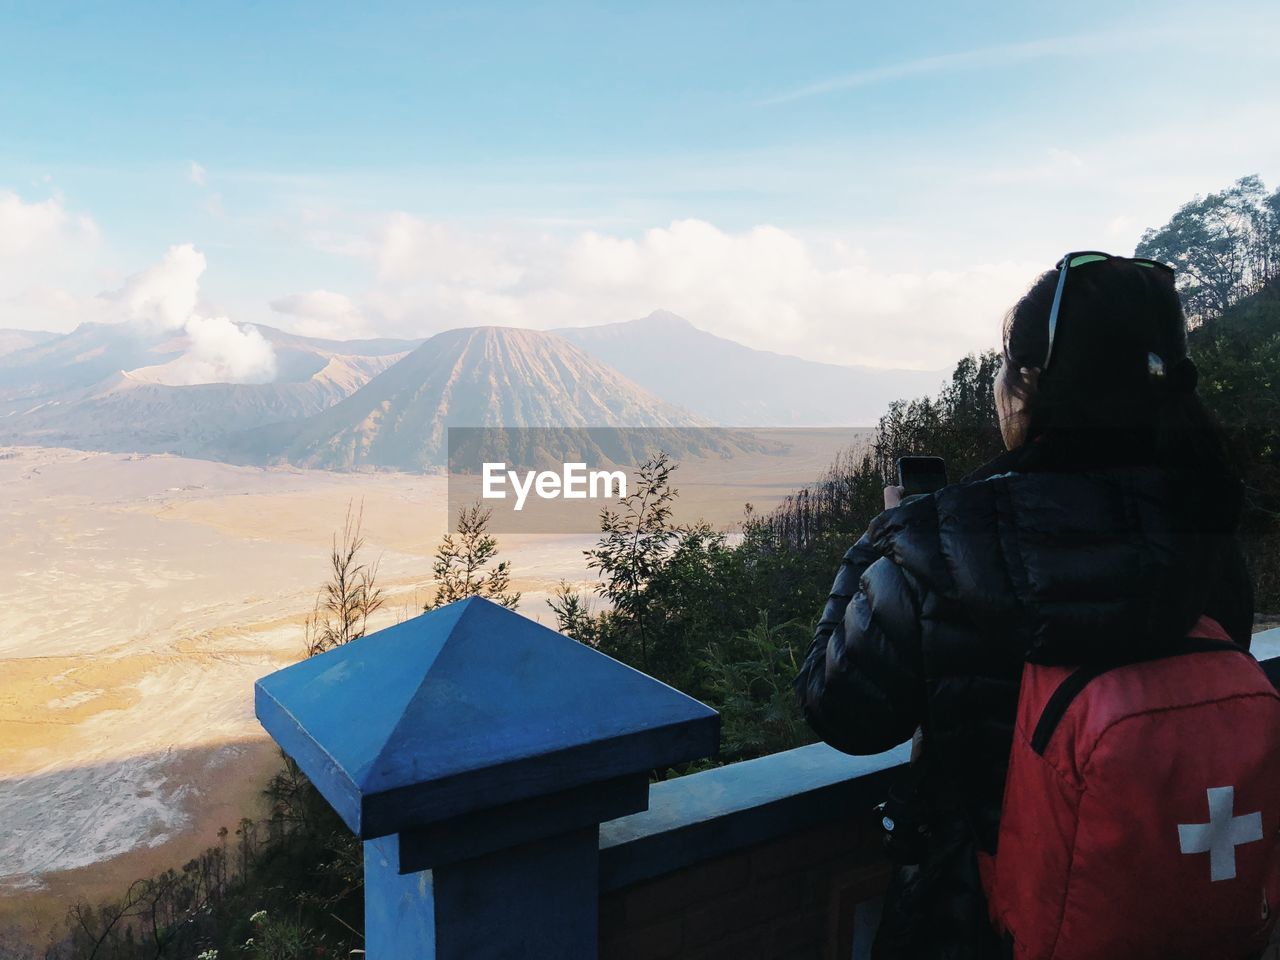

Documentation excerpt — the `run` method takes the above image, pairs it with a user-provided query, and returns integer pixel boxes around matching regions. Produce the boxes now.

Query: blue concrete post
[255,597,719,959]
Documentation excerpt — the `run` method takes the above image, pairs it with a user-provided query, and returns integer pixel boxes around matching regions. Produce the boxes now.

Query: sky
[1,0,1278,373]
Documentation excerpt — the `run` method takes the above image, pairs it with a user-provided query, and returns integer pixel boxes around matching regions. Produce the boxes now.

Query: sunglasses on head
[1042,251,1176,371]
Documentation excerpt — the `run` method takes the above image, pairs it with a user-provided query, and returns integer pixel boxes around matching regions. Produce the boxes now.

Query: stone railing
[597,741,906,959]
[254,597,1280,960]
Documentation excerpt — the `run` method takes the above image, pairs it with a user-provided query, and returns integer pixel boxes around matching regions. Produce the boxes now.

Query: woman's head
[997,256,1202,458]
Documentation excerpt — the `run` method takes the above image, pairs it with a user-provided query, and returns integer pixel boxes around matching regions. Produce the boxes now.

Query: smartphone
[896,456,948,498]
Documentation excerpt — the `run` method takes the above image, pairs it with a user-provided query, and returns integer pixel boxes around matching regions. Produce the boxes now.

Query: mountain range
[0,328,59,359]
[555,310,942,426]
[0,324,417,455]
[222,326,709,471]
[0,311,943,471]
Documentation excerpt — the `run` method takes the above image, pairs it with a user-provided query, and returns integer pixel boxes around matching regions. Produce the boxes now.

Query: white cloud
[270,289,371,339]
[0,191,105,331]
[188,161,207,187]
[159,315,277,385]
[106,243,206,332]
[0,190,99,258]
[556,221,1036,367]
[92,244,279,384]
[290,214,1040,368]
[0,195,276,384]
[375,213,527,287]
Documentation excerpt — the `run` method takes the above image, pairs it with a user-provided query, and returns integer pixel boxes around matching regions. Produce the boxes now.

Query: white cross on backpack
[1178,786,1264,882]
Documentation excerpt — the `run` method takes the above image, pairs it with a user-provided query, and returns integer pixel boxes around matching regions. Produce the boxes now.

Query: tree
[547,580,599,646]
[700,614,813,762]
[581,453,679,671]
[1262,184,1280,287]
[303,502,386,657]
[755,352,1001,562]
[426,503,520,610]
[1188,287,1280,608]
[1136,174,1278,323]
[551,453,761,699]
[1135,174,1280,607]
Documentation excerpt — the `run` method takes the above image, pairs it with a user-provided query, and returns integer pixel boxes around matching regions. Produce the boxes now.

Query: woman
[795,252,1255,958]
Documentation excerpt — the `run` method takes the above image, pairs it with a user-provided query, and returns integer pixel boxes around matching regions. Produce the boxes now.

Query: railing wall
[253,599,1280,960]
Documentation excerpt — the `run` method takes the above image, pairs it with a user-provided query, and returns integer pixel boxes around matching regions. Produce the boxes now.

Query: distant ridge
[247,324,423,359]
[0,322,182,400]
[0,322,415,455]
[0,355,407,457]
[0,328,59,358]
[0,321,419,400]
[555,310,944,426]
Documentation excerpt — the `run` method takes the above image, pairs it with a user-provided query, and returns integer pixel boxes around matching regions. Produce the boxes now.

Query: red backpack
[981,616,1280,959]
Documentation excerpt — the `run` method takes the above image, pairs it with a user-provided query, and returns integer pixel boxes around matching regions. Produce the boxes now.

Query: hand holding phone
[896,456,948,499]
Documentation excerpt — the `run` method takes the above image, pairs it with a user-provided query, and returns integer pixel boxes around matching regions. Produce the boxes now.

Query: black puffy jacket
[795,438,1254,959]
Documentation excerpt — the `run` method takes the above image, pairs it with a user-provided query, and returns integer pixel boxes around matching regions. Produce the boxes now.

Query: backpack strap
[1029,616,1251,756]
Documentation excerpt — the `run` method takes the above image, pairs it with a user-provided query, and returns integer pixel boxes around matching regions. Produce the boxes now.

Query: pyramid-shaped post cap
[256,597,719,839]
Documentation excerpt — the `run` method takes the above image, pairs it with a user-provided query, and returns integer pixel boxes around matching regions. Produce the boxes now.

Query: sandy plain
[0,432,868,947]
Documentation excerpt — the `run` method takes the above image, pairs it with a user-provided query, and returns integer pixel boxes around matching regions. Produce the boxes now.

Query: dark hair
[1001,259,1238,523]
